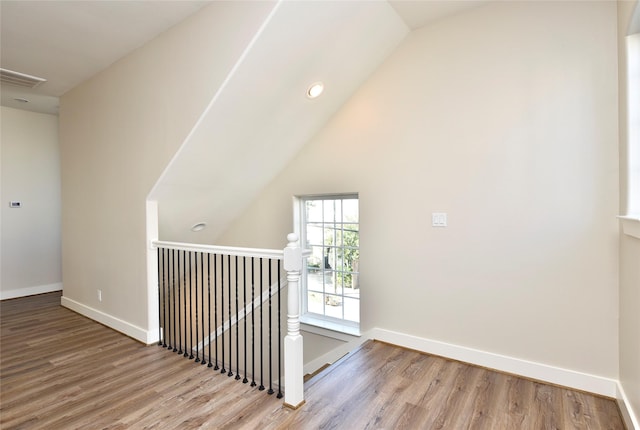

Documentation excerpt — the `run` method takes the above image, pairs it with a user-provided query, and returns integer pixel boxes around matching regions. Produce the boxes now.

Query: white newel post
[283,233,305,409]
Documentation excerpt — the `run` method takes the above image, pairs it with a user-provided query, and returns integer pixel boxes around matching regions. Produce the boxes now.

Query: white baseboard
[369,328,618,398]
[618,382,640,430]
[1,282,63,300]
[61,296,155,344]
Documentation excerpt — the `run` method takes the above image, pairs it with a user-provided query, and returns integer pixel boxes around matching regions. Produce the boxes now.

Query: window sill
[300,315,361,341]
[619,215,640,239]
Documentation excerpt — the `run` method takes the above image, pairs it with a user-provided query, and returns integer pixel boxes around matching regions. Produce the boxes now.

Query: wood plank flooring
[1,292,625,429]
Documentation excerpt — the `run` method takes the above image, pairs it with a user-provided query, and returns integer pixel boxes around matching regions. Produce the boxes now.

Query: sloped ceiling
[0,0,209,114]
[389,0,486,30]
[0,0,483,115]
[2,0,485,243]
[148,1,409,242]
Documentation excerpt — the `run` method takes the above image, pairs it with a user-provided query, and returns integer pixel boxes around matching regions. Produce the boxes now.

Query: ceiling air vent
[0,68,46,88]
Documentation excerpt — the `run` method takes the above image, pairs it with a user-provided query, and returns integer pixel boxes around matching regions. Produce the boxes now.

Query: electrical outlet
[97,290,102,302]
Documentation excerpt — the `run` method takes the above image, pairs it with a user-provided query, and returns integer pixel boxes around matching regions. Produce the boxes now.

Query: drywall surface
[150,1,408,244]
[59,2,275,337]
[620,233,640,424]
[618,0,640,425]
[1,106,61,299]
[217,1,620,378]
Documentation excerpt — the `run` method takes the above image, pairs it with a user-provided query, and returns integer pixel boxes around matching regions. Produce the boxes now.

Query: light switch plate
[432,212,447,227]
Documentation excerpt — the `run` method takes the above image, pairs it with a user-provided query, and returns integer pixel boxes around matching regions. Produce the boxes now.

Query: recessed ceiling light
[13,97,29,103]
[307,82,324,99]
[191,222,207,232]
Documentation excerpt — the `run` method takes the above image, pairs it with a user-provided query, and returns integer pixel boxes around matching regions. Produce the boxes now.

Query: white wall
[150,0,407,245]
[59,1,275,342]
[1,106,61,299]
[617,1,640,427]
[218,0,620,385]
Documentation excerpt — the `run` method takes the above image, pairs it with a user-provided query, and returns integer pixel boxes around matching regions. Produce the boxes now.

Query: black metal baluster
[235,256,241,380]
[277,262,283,398]
[220,254,226,374]
[214,254,219,370]
[243,257,248,384]
[177,250,183,355]
[250,257,256,387]
[207,253,213,367]
[157,248,162,346]
[166,249,170,348]
[158,248,167,347]
[201,252,206,366]
[174,250,180,352]
[227,255,233,377]
[194,252,200,363]
[188,252,194,360]
[170,249,176,351]
[259,258,265,391]
[268,259,274,395]
[178,251,186,357]
[184,251,191,357]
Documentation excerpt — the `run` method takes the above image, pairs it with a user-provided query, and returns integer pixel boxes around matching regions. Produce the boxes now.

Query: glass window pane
[343,297,359,323]
[306,224,323,246]
[344,223,358,238]
[306,200,323,222]
[307,245,324,270]
[307,291,323,315]
[352,271,359,289]
[325,248,336,271]
[323,225,336,247]
[301,194,358,325]
[343,199,358,222]
[307,268,324,293]
[324,294,343,319]
[324,269,335,289]
[323,199,339,223]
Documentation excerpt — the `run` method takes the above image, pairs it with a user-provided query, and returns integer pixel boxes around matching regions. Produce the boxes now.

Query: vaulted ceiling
[148,0,409,241]
[1,0,485,242]
[0,1,484,115]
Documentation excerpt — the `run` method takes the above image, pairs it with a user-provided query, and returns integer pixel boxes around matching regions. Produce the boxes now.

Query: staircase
[154,233,308,408]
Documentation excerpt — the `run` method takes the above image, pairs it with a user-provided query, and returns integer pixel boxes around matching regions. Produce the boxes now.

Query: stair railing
[152,233,306,408]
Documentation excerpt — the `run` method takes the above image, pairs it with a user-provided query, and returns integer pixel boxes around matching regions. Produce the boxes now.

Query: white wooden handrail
[152,240,285,260]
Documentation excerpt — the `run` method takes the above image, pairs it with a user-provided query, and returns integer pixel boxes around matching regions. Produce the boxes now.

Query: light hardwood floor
[1,292,625,429]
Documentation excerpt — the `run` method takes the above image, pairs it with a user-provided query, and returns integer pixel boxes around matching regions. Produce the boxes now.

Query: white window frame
[620,32,640,239]
[294,194,360,337]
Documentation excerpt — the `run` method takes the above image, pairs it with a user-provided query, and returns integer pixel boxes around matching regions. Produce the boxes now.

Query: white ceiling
[0,0,484,116]
[0,0,210,114]
[389,0,486,30]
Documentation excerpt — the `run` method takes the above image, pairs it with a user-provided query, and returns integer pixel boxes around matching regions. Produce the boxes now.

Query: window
[626,33,640,218]
[620,32,640,239]
[296,194,359,332]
